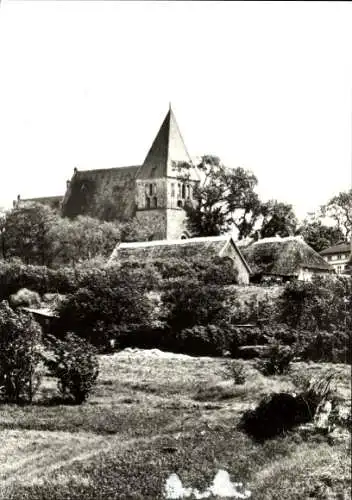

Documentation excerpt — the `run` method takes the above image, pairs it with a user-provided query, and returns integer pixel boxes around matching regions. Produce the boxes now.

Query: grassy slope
[0,351,350,500]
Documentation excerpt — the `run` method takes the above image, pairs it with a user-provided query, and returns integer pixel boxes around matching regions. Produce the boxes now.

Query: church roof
[136,107,200,181]
[109,235,251,273]
[61,165,139,220]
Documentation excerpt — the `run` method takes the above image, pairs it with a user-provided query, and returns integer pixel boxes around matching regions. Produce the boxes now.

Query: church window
[146,196,151,209]
[171,183,175,197]
[181,184,186,199]
[152,197,158,208]
[149,184,153,196]
[186,184,190,198]
[177,200,183,208]
[178,183,181,197]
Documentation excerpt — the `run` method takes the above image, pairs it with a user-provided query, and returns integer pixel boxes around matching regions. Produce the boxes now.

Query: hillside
[0,349,350,499]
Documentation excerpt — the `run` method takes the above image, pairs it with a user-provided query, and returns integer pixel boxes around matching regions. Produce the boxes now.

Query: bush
[9,288,41,309]
[298,329,351,364]
[44,333,99,404]
[257,341,294,375]
[55,268,156,350]
[0,301,42,404]
[239,374,338,441]
[163,279,231,332]
[170,324,228,357]
[225,360,246,384]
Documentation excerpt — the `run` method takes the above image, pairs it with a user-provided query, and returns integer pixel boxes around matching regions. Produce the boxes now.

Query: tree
[0,203,58,266]
[181,156,261,239]
[52,215,122,266]
[322,189,352,240]
[297,219,345,253]
[258,200,298,239]
[0,301,42,404]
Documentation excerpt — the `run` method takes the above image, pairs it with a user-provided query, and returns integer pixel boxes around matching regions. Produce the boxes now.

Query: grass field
[0,349,350,499]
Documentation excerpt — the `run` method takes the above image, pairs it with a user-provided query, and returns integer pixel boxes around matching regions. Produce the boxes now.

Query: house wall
[220,241,249,285]
[322,252,351,274]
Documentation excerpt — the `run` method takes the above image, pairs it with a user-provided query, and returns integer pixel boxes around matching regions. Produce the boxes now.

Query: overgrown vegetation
[0,301,42,404]
[44,333,99,404]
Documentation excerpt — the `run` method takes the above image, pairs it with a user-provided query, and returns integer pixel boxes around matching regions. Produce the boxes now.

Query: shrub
[239,374,337,441]
[163,279,231,332]
[170,324,228,357]
[298,329,351,364]
[225,360,246,384]
[0,301,42,404]
[55,268,156,350]
[9,288,41,309]
[44,333,99,404]
[257,341,294,375]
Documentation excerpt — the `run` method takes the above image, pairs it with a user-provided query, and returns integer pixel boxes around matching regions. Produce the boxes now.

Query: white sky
[0,0,351,220]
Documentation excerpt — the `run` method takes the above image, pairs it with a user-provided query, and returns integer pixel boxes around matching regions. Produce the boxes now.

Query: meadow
[0,349,350,500]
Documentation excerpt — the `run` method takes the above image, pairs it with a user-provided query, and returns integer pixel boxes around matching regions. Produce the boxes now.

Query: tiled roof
[320,242,351,255]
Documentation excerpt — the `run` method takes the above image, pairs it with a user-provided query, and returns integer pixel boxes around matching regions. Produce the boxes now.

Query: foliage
[239,373,336,441]
[44,333,99,404]
[280,275,352,332]
[9,287,41,309]
[0,301,42,404]
[258,200,298,238]
[297,329,351,364]
[163,279,231,332]
[225,360,246,384]
[52,215,122,266]
[322,189,352,239]
[55,268,157,350]
[171,324,228,357]
[297,219,345,253]
[257,341,294,375]
[0,203,58,266]
[180,155,261,239]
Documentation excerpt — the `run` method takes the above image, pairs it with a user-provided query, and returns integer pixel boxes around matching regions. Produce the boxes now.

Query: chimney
[74,167,78,175]
[17,194,20,202]
[66,180,70,188]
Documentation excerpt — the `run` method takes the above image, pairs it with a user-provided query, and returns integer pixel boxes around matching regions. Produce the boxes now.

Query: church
[61,107,201,240]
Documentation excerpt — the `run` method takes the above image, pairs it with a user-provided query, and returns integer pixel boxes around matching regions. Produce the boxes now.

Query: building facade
[320,242,352,274]
[60,106,200,240]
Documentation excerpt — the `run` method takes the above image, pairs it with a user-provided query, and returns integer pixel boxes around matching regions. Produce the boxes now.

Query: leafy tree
[258,200,298,239]
[0,301,42,404]
[55,268,156,350]
[297,219,345,252]
[0,203,58,266]
[52,215,122,266]
[322,189,352,240]
[180,156,261,238]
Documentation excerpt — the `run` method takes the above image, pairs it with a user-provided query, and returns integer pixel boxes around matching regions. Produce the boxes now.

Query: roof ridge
[119,235,231,249]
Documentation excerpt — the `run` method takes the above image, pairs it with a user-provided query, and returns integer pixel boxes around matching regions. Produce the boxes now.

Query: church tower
[135,106,200,240]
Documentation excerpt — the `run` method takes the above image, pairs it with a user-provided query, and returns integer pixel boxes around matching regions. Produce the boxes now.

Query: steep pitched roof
[61,165,139,220]
[320,242,351,255]
[109,235,251,272]
[136,107,200,181]
[239,236,333,276]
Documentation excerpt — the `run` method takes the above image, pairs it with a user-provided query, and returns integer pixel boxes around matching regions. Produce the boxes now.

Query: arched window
[149,184,153,196]
[186,185,190,198]
[178,183,181,197]
[171,183,175,197]
[152,197,157,208]
[146,196,151,209]
[181,184,186,199]
[177,200,183,208]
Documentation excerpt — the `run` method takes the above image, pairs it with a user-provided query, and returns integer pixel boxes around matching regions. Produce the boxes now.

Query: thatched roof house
[238,235,333,282]
[109,235,251,285]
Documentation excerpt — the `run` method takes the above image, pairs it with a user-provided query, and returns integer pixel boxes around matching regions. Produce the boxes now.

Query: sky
[0,0,351,220]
